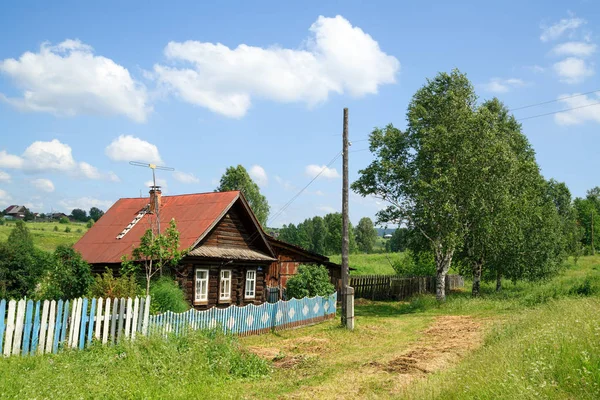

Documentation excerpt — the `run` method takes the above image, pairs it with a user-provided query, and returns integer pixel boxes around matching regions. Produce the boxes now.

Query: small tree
[121,219,185,296]
[90,269,139,299]
[70,208,87,222]
[286,265,335,299]
[355,217,378,253]
[38,246,93,300]
[89,207,105,222]
[59,216,69,224]
[216,165,270,227]
[86,219,94,229]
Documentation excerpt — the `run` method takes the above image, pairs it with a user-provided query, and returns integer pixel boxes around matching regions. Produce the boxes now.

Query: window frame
[245,269,256,299]
[219,269,232,301]
[194,268,209,304]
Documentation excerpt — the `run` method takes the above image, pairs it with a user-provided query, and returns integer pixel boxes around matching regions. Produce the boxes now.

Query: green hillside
[0,221,87,252]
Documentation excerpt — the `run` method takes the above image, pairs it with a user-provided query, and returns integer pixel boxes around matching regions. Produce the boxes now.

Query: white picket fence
[0,296,151,357]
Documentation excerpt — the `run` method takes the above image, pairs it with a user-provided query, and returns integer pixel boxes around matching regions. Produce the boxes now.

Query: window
[245,270,256,299]
[220,270,232,301]
[195,269,209,302]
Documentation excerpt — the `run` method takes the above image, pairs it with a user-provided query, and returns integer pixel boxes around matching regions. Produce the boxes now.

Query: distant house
[74,189,340,309]
[49,212,69,220]
[3,205,26,219]
[383,234,393,239]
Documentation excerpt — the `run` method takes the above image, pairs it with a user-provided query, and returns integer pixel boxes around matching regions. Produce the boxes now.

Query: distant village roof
[4,205,25,215]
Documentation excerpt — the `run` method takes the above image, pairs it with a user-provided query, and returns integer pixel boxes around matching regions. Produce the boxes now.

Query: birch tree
[353,70,476,301]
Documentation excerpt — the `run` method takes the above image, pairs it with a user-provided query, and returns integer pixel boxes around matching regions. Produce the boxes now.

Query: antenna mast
[129,161,174,235]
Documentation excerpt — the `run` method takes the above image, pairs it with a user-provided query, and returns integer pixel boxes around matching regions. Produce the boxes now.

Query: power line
[510,89,600,111]
[268,150,343,224]
[517,101,600,121]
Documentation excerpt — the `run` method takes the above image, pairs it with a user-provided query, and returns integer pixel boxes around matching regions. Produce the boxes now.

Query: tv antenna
[129,161,175,235]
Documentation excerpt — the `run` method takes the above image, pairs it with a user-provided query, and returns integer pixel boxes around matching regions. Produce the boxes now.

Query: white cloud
[172,171,199,184]
[314,190,325,196]
[0,139,116,180]
[553,57,594,83]
[525,65,546,74]
[305,164,340,179]
[0,171,11,183]
[0,189,12,208]
[154,15,400,118]
[318,205,338,214]
[0,39,150,122]
[249,165,268,187]
[540,16,585,42]
[551,41,597,57]
[58,197,114,213]
[0,151,25,169]
[105,135,163,164]
[554,93,600,125]
[275,175,295,191]
[480,78,527,93]
[31,178,55,193]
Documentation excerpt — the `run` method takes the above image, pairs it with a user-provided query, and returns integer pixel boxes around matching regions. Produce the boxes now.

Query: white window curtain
[245,270,256,299]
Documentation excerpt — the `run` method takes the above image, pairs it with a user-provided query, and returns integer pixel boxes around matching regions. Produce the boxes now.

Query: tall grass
[401,297,600,399]
[329,253,400,275]
[0,330,269,399]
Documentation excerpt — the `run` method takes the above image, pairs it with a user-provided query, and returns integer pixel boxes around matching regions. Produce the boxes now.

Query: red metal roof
[73,191,240,264]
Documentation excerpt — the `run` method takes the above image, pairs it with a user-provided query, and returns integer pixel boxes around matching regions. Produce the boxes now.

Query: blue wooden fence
[0,296,151,357]
[1,293,337,356]
[148,293,337,337]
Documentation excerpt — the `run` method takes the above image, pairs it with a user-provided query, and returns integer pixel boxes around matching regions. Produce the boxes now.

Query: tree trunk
[435,249,454,301]
[146,276,151,297]
[471,260,483,297]
[495,271,502,292]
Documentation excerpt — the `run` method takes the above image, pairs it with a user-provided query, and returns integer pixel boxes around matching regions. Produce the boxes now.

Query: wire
[510,89,600,112]
[517,101,600,121]
[268,150,343,224]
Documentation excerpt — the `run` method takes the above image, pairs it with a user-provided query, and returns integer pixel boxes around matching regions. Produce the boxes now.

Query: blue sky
[1,0,599,227]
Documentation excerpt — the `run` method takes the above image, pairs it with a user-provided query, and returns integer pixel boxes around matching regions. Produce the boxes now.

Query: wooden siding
[202,203,264,252]
[177,263,266,310]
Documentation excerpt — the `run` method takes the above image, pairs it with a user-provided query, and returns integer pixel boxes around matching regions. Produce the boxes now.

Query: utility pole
[592,209,595,255]
[341,107,354,330]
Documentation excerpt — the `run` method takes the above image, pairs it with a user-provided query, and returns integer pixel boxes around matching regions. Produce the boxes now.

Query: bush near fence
[350,275,464,300]
[1,293,337,357]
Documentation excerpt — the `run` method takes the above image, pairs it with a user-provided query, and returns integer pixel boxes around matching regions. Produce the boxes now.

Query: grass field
[0,221,87,251]
[329,252,400,275]
[2,256,599,399]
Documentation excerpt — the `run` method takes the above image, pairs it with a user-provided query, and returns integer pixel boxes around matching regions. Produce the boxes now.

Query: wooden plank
[142,296,150,335]
[3,300,16,356]
[21,300,34,356]
[102,298,111,345]
[70,298,81,349]
[78,298,88,350]
[117,298,125,342]
[137,297,144,334]
[131,297,139,340]
[60,300,70,345]
[95,298,103,340]
[0,299,5,353]
[125,297,133,338]
[30,301,41,354]
[87,298,96,347]
[38,300,49,355]
[52,300,64,354]
[68,298,78,348]
[110,298,118,344]
[12,299,26,356]
[44,300,56,354]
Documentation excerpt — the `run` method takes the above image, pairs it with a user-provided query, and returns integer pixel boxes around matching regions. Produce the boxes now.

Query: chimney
[149,186,162,214]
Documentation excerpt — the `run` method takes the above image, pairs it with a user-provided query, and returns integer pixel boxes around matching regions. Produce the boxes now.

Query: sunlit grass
[0,221,87,251]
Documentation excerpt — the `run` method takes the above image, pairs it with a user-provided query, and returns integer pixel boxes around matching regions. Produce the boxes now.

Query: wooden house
[74,189,340,309]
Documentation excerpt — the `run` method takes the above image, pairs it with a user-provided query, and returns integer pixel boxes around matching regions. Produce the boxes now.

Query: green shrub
[64,226,71,233]
[392,250,436,276]
[76,228,82,233]
[149,277,189,314]
[90,269,140,298]
[86,219,94,229]
[53,226,59,232]
[286,264,335,299]
[36,246,93,300]
[59,216,69,224]
[0,218,4,226]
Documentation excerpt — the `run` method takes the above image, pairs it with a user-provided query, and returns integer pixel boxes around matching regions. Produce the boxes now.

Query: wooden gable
[200,200,269,254]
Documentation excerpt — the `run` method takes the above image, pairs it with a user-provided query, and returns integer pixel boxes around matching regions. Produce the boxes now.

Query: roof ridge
[117,190,240,200]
